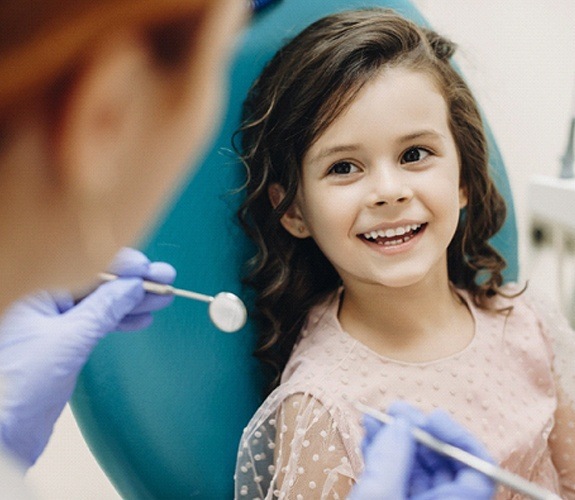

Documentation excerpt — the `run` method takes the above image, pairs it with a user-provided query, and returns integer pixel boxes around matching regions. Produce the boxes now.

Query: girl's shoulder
[281,289,345,378]
[463,281,548,318]
[487,282,575,403]
[472,281,559,337]
[458,282,556,354]
[490,282,564,324]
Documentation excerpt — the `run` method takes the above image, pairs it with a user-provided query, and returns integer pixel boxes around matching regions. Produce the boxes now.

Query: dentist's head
[0,0,246,309]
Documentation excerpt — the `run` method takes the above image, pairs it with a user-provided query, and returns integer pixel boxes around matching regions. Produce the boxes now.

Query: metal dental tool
[99,273,247,333]
[354,402,562,500]
[560,116,574,179]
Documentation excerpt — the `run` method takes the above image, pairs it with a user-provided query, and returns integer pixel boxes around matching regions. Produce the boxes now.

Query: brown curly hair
[236,8,508,387]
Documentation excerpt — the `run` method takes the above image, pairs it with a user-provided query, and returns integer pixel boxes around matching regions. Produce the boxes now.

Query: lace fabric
[235,285,575,499]
[235,387,359,499]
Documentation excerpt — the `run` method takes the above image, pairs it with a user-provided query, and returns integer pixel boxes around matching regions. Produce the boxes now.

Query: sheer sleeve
[235,387,359,499]
[525,289,575,497]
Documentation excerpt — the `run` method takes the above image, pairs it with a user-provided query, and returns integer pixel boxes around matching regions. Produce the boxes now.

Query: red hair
[0,0,208,112]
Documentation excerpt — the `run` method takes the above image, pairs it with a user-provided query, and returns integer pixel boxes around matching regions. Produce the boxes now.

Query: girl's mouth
[359,223,427,247]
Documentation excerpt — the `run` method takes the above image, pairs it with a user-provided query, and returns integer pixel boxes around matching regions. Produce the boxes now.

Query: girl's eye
[328,161,359,175]
[401,147,430,164]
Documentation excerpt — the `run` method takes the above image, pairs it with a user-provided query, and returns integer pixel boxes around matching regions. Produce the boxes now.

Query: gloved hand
[0,247,176,467]
[349,401,495,500]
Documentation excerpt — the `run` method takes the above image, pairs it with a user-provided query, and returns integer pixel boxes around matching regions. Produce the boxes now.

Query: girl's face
[281,67,467,292]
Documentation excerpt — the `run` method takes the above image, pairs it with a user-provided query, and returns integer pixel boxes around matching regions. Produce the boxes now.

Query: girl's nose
[369,166,413,207]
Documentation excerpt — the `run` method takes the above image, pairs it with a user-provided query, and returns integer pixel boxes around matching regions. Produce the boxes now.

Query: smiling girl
[234,8,575,499]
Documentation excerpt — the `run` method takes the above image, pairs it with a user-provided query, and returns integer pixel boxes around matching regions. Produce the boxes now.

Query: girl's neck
[338,277,474,362]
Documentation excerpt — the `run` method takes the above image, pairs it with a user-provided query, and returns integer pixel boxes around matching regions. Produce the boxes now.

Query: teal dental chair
[71,0,518,498]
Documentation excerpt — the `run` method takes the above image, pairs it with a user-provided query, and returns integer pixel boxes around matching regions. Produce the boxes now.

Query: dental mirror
[99,273,248,333]
[208,292,248,333]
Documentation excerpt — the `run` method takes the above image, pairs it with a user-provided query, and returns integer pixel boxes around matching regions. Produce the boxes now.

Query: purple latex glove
[349,401,495,500]
[0,248,175,467]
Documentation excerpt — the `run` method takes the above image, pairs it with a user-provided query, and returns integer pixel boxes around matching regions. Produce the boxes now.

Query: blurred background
[25,0,575,497]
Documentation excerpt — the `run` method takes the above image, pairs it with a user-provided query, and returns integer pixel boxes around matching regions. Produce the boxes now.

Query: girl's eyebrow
[308,144,361,164]
[309,130,447,164]
[397,129,447,144]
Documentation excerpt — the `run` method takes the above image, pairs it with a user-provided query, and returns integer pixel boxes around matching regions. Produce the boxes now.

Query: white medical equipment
[99,273,247,333]
[355,402,562,500]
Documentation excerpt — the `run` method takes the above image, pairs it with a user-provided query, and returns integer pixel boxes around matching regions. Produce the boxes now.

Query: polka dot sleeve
[524,289,575,498]
[235,387,358,499]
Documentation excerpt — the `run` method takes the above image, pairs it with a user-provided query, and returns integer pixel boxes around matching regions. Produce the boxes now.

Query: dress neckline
[320,286,486,367]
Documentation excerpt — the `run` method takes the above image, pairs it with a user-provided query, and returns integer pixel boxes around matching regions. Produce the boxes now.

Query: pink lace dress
[235,285,575,499]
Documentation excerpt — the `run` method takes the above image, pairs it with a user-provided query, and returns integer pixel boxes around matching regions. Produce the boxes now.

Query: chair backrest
[71,1,518,498]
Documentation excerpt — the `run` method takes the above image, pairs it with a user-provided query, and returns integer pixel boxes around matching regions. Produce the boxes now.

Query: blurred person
[0,0,245,476]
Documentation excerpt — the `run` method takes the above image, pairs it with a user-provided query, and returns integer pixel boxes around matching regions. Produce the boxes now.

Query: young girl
[234,8,575,499]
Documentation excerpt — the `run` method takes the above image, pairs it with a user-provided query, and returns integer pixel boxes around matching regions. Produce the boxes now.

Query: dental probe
[98,272,247,333]
[354,402,561,500]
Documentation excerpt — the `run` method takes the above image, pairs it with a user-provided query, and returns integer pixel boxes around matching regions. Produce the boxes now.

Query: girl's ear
[268,183,310,238]
[459,185,468,209]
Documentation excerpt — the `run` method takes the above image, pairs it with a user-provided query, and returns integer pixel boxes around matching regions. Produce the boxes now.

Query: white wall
[25,1,575,497]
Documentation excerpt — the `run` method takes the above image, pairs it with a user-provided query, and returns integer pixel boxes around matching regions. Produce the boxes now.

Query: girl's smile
[280,67,467,290]
[359,222,427,255]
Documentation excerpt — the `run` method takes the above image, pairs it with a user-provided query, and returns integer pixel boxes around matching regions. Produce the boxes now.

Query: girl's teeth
[364,224,421,240]
[378,235,413,246]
